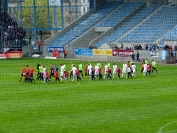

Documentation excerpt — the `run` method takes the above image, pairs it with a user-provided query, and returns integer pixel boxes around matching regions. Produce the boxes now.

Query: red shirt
[46,71,49,78]
[147,64,152,71]
[76,69,80,76]
[29,68,34,75]
[21,67,25,73]
[65,72,69,78]
[84,67,88,72]
[99,68,102,74]
[54,71,59,78]
[117,68,121,74]
[107,68,111,74]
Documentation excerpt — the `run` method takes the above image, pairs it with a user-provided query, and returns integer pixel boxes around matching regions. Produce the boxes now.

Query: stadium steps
[116,5,162,44]
[89,2,146,47]
[155,22,177,44]
[66,2,123,48]
[45,1,123,48]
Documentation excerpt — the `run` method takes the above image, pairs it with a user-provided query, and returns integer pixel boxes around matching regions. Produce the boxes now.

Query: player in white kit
[60,64,65,82]
[143,62,148,76]
[87,63,92,80]
[103,63,108,79]
[131,63,136,78]
[122,62,127,78]
[72,65,77,81]
[94,65,99,77]
[112,63,117,79]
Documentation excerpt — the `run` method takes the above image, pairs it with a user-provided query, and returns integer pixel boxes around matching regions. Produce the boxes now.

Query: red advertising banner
[6,52,22,58]
[112,50,134,57]
[0,53,6,59]
[0,47,22,59]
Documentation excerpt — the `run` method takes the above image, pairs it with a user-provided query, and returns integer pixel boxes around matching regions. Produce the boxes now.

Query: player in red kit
[29,66,35,83]
[64,70,69,82]
[98,67,103,80]
[116,67,121,79]
[45,70,49,83]
[54,70,60,82]
[84,65,88,76]
[147,63,152,76]
[76,68,81,81]
[107,67,112,79]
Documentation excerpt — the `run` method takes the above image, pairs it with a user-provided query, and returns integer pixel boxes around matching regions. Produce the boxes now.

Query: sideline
[157,121,177,133]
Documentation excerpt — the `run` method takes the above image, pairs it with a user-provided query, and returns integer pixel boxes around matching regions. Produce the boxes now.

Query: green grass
[0,58,177,133]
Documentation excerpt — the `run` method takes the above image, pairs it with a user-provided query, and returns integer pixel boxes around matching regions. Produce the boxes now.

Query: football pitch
[0,58,177,133]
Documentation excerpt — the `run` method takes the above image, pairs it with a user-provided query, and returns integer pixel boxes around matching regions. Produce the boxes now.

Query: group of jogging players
[19,59,157,83]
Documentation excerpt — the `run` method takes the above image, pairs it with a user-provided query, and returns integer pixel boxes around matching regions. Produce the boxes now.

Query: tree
[19,0,62,41]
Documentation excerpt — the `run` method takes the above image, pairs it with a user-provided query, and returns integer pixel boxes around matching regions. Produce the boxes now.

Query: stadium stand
[120,5,177,43]
[0,9,26,47]
[94,4,160,47]
[47,1,122,47]
[96,2,145,27]
[162,24,177,41]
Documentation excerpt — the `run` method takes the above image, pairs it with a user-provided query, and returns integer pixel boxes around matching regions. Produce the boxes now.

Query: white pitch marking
[158,121,177,133]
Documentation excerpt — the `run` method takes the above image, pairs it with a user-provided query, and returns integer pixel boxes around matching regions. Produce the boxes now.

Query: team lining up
[19,60,158,83]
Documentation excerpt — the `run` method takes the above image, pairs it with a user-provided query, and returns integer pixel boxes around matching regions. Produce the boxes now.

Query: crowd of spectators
[0,9,26,47]
[89,46,97,49]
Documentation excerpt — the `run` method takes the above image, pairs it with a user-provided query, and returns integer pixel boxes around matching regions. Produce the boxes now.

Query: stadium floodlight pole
[33,0,37,44]
[20,0,22,27]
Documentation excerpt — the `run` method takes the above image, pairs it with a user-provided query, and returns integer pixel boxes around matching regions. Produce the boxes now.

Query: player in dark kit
[91,68,95,80]
[98,68,103,80]
[50,64,55,79]
[117,67,121,79]
[76,68,81,81]
[107,67,112,79]
[54,70,60,82]
[147,63,152,75]
[84,66,88,76]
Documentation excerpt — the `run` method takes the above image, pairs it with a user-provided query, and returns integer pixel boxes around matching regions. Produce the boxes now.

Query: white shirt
[72,67,77,74]
[95,65,99,72]
[88,65,92,74]
[113,65,117,71]
[143,64,147,72]
[104,65,108,72]
[43,67,46,74]
[60,66,64,73]
[123,64,127,71]
[131,64,136,72]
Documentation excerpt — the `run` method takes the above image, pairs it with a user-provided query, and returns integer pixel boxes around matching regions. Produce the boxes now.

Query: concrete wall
[164,41,177,46]
[71,28,102,48]
[94,0,106,10]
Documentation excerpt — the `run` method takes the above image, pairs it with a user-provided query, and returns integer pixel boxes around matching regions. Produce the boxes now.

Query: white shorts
[143,70,147,73]
[122,70,127,74]
[60,72,64,77]
[95,71,99,76]
[104,71,108,75]
[89,71,92,76]
[113,70,117,75]
[73,73,76,76]
[132,70,136,74]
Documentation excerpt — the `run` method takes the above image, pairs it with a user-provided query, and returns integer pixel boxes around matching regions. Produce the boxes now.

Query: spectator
[0,9,26,48]
[131,52,135,62]
[136,51,140,62]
